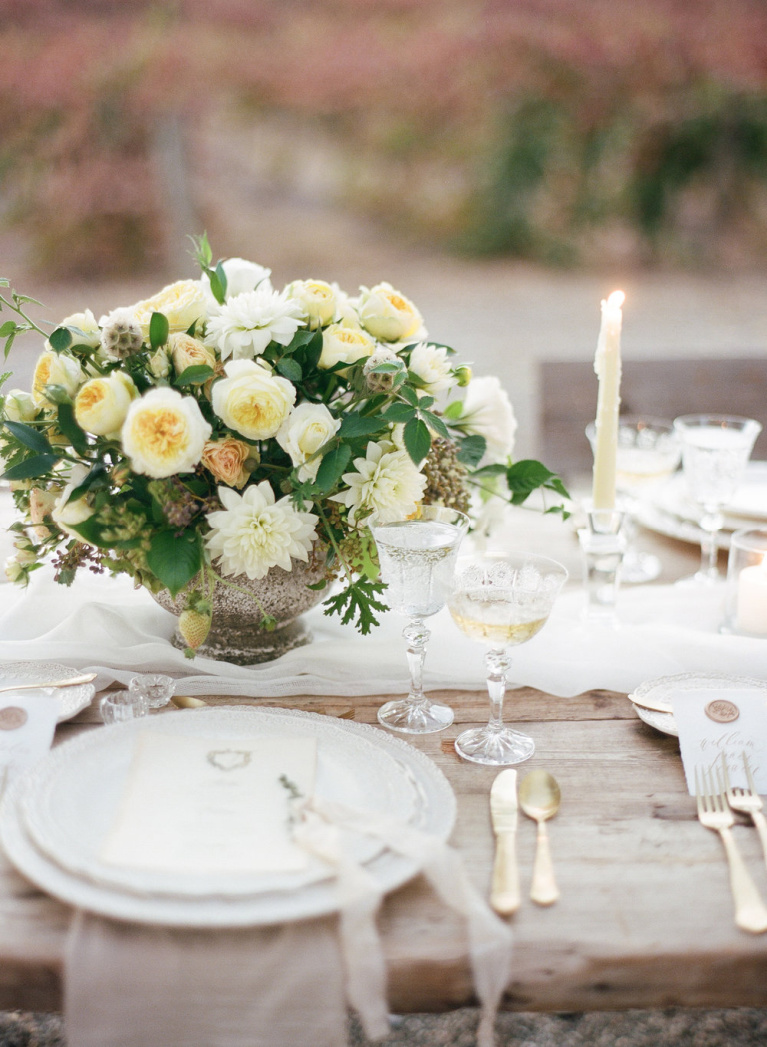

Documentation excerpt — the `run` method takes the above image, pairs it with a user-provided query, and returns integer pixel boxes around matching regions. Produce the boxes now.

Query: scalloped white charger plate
[0,661,95,722]
[628,671,767,736]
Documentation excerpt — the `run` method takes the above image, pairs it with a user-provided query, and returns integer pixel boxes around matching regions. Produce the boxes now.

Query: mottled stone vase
[152,557,328,665]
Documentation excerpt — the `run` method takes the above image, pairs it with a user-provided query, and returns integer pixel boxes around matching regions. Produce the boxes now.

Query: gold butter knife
[490,768,520,916]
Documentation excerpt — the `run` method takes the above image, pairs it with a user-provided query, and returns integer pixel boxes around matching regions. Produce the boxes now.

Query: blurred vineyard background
[4,0,767,279]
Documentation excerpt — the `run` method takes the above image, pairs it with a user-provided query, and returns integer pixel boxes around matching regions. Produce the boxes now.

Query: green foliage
[323,577,389,635]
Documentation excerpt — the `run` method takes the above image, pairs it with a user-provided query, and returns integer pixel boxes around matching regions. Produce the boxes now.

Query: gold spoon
[519,769,561,906]
[0,672,97,694]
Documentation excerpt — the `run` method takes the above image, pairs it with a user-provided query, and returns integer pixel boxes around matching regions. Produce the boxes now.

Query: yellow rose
[319,324,376,370]
[357,282,424,342]
[121,388,212,478]
[75,372,138,437]
[168,332,217,374]
[285,279,337,330]
[32,351,82,406]
[129,280,207,336]
[211,360,296,441]
[201,438,251,489]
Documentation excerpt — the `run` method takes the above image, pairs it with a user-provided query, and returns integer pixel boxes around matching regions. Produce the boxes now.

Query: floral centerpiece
[0,235,567,658]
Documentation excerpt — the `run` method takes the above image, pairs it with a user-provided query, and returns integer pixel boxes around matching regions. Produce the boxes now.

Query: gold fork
[722,752,767,872]
[694,764,767,934]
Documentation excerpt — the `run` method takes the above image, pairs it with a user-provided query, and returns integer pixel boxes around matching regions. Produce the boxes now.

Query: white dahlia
[331,441,427,527]
[205,481,318,580]
[205,286,305,362]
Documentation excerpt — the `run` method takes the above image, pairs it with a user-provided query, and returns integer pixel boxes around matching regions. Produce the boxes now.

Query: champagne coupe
[448,553,567,765]
[586,417,681,583]
[370,505,469,733]
[673,414,762,584]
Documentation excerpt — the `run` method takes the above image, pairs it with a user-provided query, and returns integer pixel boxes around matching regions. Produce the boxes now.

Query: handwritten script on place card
[0,692,58,779]
[100,731,317,875]
[672,689,767,796]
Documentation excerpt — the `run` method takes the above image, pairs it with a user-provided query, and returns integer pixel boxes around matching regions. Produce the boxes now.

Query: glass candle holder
[128,673,175,710]
[577,506,627,625]
[100,690,150,724]
[723,528,767,638]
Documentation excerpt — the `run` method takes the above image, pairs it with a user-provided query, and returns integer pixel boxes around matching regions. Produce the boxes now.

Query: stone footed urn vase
[152,556,328,665]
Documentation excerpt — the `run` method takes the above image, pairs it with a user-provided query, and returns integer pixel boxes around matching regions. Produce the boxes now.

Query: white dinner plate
[0,661,95,722]
[0,707,455,926]
[628,671,767,736]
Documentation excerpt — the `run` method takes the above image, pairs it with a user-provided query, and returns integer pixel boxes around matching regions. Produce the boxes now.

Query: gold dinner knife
[490,768,520,915]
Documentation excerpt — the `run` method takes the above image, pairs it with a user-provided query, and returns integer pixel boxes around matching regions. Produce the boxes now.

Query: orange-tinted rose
[201,438,251,489]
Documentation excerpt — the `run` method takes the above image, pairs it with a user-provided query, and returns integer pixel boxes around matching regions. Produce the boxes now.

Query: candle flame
[605,290,625,310]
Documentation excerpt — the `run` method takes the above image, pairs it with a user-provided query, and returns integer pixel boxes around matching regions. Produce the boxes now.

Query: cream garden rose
[32,351,82,406]
[460,376,518,463]
[51,464,95,537]
[75,372,138,437]
[408,342,455,395]
[4,389,37,422]
[53,309,101,349]
[211,359,296,441]
[357,282,425,343]
[168,332,216,374]
[319,323,376,370]
[128,280,207,336]
[277,402,341,482]
[201,438,251,489]
[285,279,337,330]
[121,387,212,478]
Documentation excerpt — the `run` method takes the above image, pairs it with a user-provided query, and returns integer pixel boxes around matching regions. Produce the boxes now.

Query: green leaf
[1,453,61,480]
[381,402,414,424]
[506,459,560,505]
[403,416,431,465]
[337,413,388,439]
[69,461,109,500]
[315,443,352,493]
[443,400,464,420]
[399,385,420,407]
[38,383,71,406]
[56,402,89,455]
[3,330,17,359]
[48,327,73,352]
[174,364,215,387]
[276,357,303,382]
[0,321,17,338]
[149,311,169,351]
[322,577,388,634]
[3,420,55,455]
[146,530,202,597]
[206,267,226,305]
[420,409,450,440]
[214,261,228,300]
[457,434,487,467]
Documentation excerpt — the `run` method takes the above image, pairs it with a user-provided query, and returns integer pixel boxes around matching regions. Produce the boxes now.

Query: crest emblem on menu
[207,749,252,771]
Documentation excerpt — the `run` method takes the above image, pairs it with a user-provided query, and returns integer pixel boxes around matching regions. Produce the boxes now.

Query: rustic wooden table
[2,523,766,1016]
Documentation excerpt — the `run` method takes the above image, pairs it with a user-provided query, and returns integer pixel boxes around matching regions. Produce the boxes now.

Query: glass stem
[699,508,722,581]
[485,646,510,733]
[403,617,430,707]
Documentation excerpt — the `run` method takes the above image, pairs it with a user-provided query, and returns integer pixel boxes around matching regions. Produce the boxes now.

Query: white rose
[408,342,455,395]
[276,402,341,482]
[74,371,138,437]
[121,387,212,478]
[4,389,38,422]
[211,359,296,441]
[31,351,82,406]
[357,282,425,342]
[126,280,207,336]
[285,279,337,330]
[147,346,172,379]
[319,324,376,370]
[202,258,272,306]
[57,309,101,349]
[461,376,517,463]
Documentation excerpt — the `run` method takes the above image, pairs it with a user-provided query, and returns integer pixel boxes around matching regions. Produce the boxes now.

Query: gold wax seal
[0,706,28,730]
[705,699,740,724]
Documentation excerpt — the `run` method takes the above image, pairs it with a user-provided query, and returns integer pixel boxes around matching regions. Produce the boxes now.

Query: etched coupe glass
[370,506,469,734]
[448,553,567,765]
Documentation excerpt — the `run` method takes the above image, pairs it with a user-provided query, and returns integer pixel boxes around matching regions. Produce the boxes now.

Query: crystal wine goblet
[370,505,469,733]
[448,553,567,765]
[586,416,681,583]
[673,414,762,584]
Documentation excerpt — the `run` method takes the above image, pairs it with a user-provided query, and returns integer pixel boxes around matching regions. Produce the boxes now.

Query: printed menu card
[672,688,767,796]
[100,731,317,875]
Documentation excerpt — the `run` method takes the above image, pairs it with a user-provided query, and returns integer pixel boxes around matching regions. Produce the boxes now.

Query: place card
[100,731,317,875]
[0,692,58,781]
[672,689,767,795]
